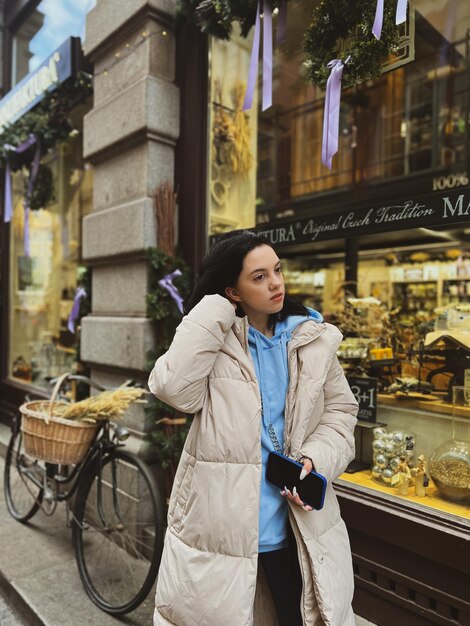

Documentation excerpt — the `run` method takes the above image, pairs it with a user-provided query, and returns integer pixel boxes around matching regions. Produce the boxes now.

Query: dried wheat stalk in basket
[52,387,147,423]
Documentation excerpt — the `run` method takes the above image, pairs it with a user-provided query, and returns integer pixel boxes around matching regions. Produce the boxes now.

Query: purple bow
[67,287,87,333]
[3,134,41,257]
[243,0,280,112]
[373,0,408,39]
[159,269,184,315]
[322,58,349,170]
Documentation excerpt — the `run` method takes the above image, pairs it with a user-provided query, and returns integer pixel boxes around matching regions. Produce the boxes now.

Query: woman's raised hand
[280,458,314,512]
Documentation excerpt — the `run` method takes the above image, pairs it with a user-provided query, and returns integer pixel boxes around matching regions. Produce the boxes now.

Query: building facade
[202,3,470,624]
[1,1,469,624]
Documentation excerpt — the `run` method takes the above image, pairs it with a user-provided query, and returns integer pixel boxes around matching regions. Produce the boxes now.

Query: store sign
[432,172,468,192]
[254,187,470,246]
[347,376,378,423]
[0,38,78,134]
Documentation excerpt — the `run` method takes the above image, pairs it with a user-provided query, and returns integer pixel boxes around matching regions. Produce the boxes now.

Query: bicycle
[3,373,165,616]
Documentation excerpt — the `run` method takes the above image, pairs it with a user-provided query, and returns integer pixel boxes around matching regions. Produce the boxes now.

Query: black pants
[259,536,303,626]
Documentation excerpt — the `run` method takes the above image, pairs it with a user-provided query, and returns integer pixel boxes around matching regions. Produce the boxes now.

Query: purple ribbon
[262,0,273,111]
[159,269,184,315]
[395,0,408,25]
[243,0,274,112]
[372,0,384,40]
[67,287,87,333]
[3,134,41,257]
[373,0,408,39]
[276,0,287,45]
[322,58,349,170]
[243,3,261,111]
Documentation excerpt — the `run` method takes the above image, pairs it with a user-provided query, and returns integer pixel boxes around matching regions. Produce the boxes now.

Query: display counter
[338,468,468,520]
[342,395,469,521]
[334,398,470,626]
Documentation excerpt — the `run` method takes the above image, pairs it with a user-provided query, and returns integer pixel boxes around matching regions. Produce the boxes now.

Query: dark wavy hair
[185,230,308,327]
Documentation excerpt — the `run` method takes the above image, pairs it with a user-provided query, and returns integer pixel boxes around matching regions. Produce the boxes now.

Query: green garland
[178,0,402,90]
[145,247,194,472]
[177,0,287,39]
[304,1,401,90]
[0,72,93,210]
[146,247,193,359]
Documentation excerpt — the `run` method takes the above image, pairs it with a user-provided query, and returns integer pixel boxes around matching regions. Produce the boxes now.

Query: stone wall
[82,0,179,455]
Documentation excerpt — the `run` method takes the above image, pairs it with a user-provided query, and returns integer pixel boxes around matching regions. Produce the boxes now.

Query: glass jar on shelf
[429,386,470,503]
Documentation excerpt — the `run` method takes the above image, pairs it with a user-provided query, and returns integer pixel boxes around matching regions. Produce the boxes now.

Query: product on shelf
[371,427,415,485]
[411,454,429,497]
[429,439,470,504]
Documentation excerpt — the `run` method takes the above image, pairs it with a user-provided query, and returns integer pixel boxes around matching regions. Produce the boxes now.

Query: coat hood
[247,306,324,415]
[235,306,324,355]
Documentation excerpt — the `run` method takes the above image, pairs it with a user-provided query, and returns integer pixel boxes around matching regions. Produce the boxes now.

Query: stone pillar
[81,0,179,456]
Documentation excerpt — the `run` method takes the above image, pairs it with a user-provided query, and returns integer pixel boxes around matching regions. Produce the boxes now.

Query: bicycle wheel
[4,425,43,522]
[72,449,164,615]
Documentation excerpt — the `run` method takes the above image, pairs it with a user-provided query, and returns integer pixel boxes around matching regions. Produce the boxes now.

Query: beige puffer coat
[148,294,359,626]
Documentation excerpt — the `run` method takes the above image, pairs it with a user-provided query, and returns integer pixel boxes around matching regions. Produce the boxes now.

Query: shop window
[8,125,92,389]
[11,0,96,86]
[208,0,470,232]
[280,236,470,523]
[208,31,259,236]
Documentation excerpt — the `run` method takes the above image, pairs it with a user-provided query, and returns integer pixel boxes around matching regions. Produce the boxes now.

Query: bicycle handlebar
[48,374,142,394]
[49,374,106,392]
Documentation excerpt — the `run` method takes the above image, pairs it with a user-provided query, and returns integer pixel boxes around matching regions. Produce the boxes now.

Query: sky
[28,0,97,72]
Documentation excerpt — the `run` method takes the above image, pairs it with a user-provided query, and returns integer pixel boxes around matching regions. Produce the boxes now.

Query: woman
[148,230,358,626]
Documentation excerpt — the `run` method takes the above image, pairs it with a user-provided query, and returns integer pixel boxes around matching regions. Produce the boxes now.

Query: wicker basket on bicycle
[20,373,99,465]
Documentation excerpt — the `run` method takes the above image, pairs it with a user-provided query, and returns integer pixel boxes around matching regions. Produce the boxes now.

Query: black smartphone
[266,451,327,510]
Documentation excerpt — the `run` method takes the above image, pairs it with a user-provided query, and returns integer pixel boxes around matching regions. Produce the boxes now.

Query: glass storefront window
[11,0,96,86]
[8,110,92,389]
[208,30,258,236]
[281,242,470,320]
[208,0,470,235]
[280,235,470,522]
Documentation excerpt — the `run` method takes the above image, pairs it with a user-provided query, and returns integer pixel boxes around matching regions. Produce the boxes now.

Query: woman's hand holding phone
[280,458,314,512]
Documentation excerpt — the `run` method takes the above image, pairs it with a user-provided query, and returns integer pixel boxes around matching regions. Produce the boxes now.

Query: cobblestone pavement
[0,594,23,626]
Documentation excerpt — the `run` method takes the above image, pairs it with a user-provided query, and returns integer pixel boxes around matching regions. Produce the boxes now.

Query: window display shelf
[392,280,438,313]
[442,278,470,304]
[391,279,438,284]
[342,393,470,537]
[377,392,470,418]
[336,470,470,527]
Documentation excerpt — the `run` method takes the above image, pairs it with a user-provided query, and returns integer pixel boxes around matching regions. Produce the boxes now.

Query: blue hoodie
[248,307,324,553]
